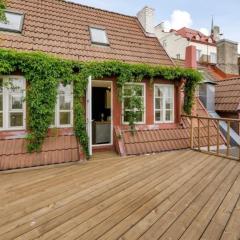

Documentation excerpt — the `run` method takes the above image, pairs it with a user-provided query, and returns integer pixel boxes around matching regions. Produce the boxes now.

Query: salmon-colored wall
[93,77,182,129]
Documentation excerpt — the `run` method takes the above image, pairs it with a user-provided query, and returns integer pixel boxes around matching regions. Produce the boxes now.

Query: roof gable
[0,0,173,66]
[175,27,215,46]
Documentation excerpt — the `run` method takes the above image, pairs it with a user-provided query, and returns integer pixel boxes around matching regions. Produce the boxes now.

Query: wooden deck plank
[158,161,239,240]
[0,150,239,240]
[119,156,227,240]
[70,154,210,240]
[0,152,173,224]
[200,174,240,240]
[220,195,240,240]
[0,151,192,239]
[0,151,188,225]
[179,165,240,240]
[16,151,200,240]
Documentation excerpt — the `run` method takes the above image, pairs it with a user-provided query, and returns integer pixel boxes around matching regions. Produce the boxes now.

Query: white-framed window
[154,84,174,123]
[196,49,202,61]
[210,52,217,64]
[176,54,181,59]
[0,10,24,33]
[0,76,26,130]
[89,27,109,45]
[122,83,145,124]
[52,83,73,128]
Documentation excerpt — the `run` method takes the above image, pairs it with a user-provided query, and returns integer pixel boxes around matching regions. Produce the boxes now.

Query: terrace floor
[0,150,240,240]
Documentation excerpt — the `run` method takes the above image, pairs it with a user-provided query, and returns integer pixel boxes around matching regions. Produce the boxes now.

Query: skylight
[90,27,109,46]
[0,10,24,33]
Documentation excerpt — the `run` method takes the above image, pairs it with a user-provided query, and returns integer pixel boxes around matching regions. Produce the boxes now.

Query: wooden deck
[0,150,240,240]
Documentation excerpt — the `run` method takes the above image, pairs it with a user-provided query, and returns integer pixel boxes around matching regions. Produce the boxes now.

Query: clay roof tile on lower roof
[0,0,174,66]
[215,77,240,112]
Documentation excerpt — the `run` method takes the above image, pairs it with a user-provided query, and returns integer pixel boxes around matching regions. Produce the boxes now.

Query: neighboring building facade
[155,25,218,64]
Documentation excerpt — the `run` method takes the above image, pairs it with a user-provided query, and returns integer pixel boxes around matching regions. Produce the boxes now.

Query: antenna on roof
[211,15,214,35]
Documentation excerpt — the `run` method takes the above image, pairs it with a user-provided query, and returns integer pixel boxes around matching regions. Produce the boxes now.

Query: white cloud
[165,10,193,30]
[199,28,210,36]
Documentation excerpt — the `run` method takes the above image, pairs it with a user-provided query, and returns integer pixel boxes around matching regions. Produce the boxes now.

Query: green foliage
[0,0,7,22]
[0,48,202,156]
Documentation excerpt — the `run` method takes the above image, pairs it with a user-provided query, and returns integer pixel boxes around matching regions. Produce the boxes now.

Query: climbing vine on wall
[0,49,202,157]
[0,0,6,22]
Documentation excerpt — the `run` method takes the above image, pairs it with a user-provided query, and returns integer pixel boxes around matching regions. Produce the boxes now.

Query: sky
[70,0,240,53]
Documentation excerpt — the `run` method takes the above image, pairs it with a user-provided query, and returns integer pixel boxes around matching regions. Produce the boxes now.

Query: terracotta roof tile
[0,135,81,170]
[117,98,225,156]
[0,0,173,66]
[174,27,215,46]
[215,77,240,112]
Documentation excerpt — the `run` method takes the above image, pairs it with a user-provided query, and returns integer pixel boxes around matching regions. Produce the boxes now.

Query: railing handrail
[182,114,240,161]
[182,114,240,123]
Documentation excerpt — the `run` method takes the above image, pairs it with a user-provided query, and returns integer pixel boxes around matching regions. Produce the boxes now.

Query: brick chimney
[184,46,198,116]
[137,6,155,35]
[185,45,197,69]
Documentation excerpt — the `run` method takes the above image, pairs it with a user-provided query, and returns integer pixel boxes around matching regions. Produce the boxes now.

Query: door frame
[92,80,113,147]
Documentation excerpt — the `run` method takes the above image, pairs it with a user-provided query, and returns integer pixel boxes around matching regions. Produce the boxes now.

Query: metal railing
[182,115,240,161]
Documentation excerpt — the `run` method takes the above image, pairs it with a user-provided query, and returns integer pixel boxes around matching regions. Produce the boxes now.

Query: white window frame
[154,84,175,124]
[0,76,26,131]
[52,83,74,128]
[89,27,109,46]
[196,49,202,61]
[122,83,146,125]
[0,10,24,33]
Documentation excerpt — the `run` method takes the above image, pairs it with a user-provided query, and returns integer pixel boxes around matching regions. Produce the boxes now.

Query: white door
[86,76,92,156]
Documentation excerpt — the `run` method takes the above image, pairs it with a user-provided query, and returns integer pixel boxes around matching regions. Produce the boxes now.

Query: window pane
[60,112,71,125]
[135,111,143,122]
[123,111,130,123]
[0,78,3,93]
[0,11,24,32]
[90,28,108,45]
[59,84,72,94]
[166,110,173,121]
[155,87,163,97]
[0,94,2,111]
[10,95,23,110]
[0,113,2,128]
[10,112,23,127]
[59,95,71,110]
[135,86,143,96]
[123,86,132,96]
[123,98,131,110]
[155,98,163,110]
[165,98,173,110]
[7,78,24,93]
[155,110,163,122]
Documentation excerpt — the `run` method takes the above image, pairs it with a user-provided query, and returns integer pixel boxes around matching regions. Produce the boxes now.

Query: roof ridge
[58,0,136,19]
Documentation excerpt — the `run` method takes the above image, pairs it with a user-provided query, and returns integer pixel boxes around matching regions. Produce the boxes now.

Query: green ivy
[0,48,202,157]
[0,0,7,22]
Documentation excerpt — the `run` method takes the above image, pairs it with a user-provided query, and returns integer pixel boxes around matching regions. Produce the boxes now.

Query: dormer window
[0,10,24,33]
[195,35,200,41]
[89,27,109,46]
